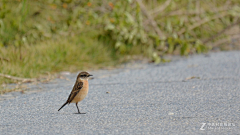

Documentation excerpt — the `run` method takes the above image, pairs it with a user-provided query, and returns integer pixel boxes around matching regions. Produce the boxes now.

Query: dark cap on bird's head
[77,71,93,79]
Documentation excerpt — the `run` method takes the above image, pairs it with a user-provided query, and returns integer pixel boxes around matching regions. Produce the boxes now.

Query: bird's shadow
[73,112,86,114]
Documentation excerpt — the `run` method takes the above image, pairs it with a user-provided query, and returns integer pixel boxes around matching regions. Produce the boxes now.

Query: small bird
[58,71,93,114]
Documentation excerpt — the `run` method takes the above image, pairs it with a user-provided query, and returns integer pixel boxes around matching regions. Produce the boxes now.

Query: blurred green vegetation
[0,0,240,86]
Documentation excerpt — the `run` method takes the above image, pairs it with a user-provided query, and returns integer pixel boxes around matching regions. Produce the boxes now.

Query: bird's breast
[72,80,89,103]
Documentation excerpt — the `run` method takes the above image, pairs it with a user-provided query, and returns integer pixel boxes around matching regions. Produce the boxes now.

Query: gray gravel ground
[0,51,240,135]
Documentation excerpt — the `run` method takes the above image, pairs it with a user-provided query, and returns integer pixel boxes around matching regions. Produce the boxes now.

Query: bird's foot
[74,112,86,114]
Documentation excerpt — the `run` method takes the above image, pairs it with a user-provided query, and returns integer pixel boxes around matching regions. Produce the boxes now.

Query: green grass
[0,33,118,85]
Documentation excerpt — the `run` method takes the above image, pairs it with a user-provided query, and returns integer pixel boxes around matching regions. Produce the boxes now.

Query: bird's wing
[66,81,83,103]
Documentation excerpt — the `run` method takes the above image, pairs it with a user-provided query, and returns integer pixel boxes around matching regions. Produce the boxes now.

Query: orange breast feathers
[81,79,89,90]
[71,79,89,103]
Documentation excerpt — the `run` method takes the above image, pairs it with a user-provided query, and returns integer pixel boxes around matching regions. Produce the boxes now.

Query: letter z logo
[200,123,206,130]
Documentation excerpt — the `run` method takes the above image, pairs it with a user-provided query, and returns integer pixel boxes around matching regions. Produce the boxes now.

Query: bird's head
[77,71,93,80]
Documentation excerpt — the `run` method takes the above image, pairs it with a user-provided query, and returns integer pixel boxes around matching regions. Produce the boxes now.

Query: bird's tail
[58,102,68,111]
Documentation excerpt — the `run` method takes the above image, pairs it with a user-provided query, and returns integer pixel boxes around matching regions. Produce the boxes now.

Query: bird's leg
[76,103,81,114]
[75,103,86,114]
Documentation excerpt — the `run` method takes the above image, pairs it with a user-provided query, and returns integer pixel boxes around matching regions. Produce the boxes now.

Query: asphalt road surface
[0,51,240,134]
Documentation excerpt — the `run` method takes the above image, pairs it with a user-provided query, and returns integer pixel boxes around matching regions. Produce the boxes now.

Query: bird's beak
[89,74,93,76]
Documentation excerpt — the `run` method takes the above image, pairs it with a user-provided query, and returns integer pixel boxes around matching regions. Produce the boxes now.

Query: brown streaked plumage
[58,71,93,114]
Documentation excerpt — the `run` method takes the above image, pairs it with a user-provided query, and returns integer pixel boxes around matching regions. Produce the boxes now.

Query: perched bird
[58,71,93,114]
